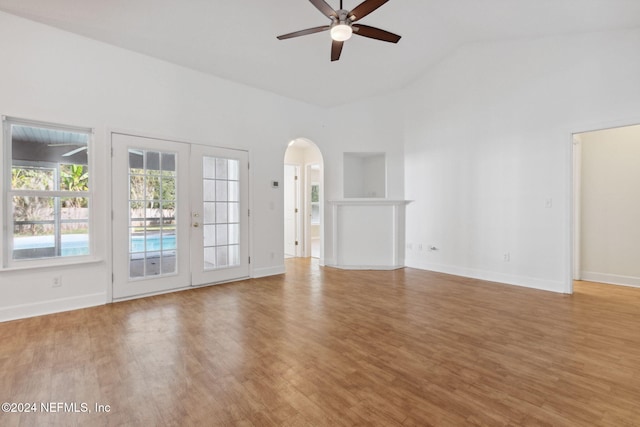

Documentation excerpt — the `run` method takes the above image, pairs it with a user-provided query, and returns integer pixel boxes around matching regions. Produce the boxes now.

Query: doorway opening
[572,123,640,292]
[283,138,324,262]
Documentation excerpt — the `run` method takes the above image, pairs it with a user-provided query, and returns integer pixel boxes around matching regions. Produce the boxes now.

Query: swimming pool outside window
[3,117,92,266]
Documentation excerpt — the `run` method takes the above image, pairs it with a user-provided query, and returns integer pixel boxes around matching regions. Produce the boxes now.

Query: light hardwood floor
[1,259,639,426]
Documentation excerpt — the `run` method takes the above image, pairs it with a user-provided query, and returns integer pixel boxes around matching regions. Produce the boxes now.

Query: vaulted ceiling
[1,0,640,107]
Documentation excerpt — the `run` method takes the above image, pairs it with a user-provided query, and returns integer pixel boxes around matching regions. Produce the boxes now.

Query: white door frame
[284,163,302,257]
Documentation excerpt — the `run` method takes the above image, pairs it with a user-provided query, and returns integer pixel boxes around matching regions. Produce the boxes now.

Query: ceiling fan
[277,0,401,61]
[47,143,87,157]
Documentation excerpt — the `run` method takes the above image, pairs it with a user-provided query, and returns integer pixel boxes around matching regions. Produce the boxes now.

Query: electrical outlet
[418,244,423,251]
[503,253,510,262]
[52,276,62,288]
[545,198,553,208]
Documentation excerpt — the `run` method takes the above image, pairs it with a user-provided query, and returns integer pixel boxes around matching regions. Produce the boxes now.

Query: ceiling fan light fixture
[330,23,352,41]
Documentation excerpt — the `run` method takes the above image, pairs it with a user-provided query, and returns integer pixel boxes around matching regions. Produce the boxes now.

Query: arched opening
[283,138,324,263]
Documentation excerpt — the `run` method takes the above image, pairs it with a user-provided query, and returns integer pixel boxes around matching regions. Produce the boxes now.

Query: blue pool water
[131,234,176,252]
[13,233,176,257]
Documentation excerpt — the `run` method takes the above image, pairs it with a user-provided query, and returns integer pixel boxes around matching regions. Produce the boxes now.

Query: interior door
[190,144,249,286]
[112,134,250,299]
[112,133,190,299]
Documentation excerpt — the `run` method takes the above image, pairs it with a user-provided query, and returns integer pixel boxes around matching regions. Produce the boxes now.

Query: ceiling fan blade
[62,146,88,157]
[352,24,401,43]
[331,40,344,61]
[309,0,338,19]
[277,25,330,40]
[349,0,389,22]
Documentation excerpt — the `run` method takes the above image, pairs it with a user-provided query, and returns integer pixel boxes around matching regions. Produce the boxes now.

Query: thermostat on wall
[272,180,279,188]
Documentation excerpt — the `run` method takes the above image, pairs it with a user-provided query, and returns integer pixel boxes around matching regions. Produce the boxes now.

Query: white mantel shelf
[327,199,412,270]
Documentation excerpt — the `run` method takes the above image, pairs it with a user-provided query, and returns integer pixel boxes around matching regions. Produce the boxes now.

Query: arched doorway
[283,138,324,262]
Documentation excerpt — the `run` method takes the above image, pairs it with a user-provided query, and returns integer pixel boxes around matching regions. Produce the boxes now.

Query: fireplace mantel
[327,199,411,270]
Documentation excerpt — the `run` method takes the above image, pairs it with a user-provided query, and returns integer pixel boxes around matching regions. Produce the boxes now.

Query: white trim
[327,264,404,271]
[252,265,285,278]
[328,199,412,206]
[581,271,640,288]
[406,260,566,294]
[0,292,106,323]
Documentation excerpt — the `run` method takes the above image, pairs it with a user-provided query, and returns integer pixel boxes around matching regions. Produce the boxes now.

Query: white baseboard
[326,264,404,271]
[252,265,286,278]
[406,260,566,293]
[0,293,107,323]
[580,271,640,288]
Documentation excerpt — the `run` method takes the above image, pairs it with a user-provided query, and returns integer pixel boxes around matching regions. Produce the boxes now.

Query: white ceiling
[1,0,640,107]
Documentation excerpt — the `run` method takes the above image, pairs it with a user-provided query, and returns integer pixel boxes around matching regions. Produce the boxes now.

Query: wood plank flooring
[1,259,639,426]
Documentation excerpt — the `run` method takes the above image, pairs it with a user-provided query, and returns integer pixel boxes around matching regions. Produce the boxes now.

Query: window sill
[1,256,103,272]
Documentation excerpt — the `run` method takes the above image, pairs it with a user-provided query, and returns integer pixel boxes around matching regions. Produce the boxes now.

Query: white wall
[0,11,330,320]
[403,28,640,293]
[579,125,640,287]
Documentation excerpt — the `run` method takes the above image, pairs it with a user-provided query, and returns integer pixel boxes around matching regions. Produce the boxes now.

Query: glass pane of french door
[112,134,190,300]
[128,150,177,278]
[191,145,249,286]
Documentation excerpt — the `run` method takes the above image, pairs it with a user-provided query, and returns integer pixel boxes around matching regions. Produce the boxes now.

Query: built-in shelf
[327,199,411,270]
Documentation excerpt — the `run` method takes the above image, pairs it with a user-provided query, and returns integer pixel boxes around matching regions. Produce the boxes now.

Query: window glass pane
[7,121,93,263]
[228,245,240,266]
[161,153,176,174]
[216,180,228,201]
[130,175,145,200]
[228,202,239,223]
[204,247,216,269]
[203,157,216,179]
[60,164,89,191]
[228,159,239,180]
[161,228,176,250]
[216,202,228,223]
[215,158,228,179]
[200,156,242,271]
[126,148,178,278]
[161,253,176,274]
[311,184,319,203]
[161,176,176,202]
[216,224,228,246]
[203,180,216,202]
[161,202,176,225]
[12,124,89,171]
[311,204,320,225]
[61,230,89,257]
[228,181,239,202]
[12,196,55,259]
[216,246,228,267]
[145,176,161,200]
[130,254,145,278]
[146,151,161,175]
[204,202,216,224]
[204,225,215,247]
[12,166,54,190]
[228,224,239,245]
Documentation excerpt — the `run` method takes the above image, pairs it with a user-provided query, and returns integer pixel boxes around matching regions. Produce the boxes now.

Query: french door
[112,133,249,300]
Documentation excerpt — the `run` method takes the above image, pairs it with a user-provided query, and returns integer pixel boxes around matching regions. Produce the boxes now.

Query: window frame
[2,116,95,269]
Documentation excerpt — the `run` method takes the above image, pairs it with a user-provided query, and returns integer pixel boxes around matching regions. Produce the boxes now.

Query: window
[310,183,320,225]
[3,117,92,266]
